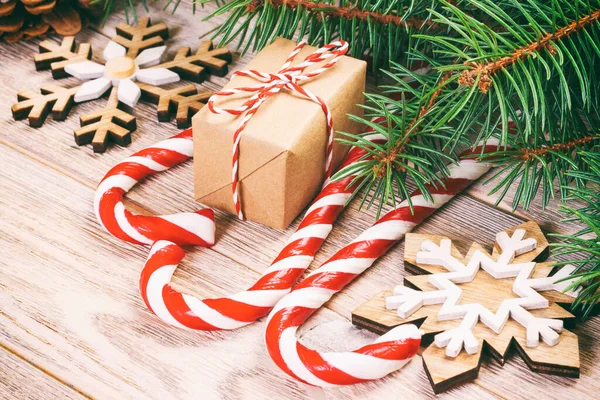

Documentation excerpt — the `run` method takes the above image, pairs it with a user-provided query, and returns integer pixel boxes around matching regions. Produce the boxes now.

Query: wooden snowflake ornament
[34,36,92,78]
[352,221,582,394]
[11,17,232,152]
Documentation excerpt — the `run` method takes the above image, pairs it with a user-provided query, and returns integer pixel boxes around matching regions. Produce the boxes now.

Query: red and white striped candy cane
[207,40,349,219]
[139,120,387,330]
[264,140,500,386]
[94,128,216,247]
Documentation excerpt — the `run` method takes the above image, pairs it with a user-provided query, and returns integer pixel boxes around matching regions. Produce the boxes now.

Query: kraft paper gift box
[192,38,366,229]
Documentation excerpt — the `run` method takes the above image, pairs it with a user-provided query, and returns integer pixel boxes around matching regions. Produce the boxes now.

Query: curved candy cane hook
[94,128,215,247]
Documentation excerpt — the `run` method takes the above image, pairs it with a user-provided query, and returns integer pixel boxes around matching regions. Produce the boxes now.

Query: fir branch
[551,151,600,319]
[520,134,599,161]
[204,0,442,71]
[478,111,600,210]
[382,0,600,210]
[371,71,453,178]
[335,0,600,213]
[459,9,600,93]
[245,0,429,28]
[418,0,600,143]
[333,67,464,216]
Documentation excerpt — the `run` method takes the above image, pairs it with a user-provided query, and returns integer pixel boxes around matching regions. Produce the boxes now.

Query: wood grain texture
[151,40,232,82]
[11,83,79,127]
[0,1,598,399]
[137,81,213,128]
[0,349,85,399]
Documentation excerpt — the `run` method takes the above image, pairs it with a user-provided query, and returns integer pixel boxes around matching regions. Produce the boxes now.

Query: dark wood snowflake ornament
[11,17,232,152]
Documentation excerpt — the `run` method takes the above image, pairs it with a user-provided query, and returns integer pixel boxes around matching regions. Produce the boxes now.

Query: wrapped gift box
[192,38,366,229]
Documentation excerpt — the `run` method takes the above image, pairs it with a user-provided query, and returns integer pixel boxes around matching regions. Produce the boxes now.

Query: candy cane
[139,121,387,330]
[264,140,500,386]
[94,128,215,247]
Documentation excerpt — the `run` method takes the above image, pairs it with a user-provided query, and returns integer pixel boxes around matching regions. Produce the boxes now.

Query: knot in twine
[207,40,349,220]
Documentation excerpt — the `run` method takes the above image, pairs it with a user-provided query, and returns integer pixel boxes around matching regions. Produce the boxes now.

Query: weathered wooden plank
[0,143,498,399]
[0,348,85,399]
[0,144,270,398]
[0,2,595,399]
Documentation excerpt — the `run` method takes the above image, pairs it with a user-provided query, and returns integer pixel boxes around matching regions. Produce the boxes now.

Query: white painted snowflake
[386,226,580,358]
[64,41,179,107]
[352,222,585,393]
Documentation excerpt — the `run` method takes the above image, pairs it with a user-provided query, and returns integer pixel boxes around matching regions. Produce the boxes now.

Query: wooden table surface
[1,2,598,399]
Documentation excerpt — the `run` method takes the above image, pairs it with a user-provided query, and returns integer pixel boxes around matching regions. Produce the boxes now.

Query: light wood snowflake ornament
[11,17,232,152]
[353,222,583,394]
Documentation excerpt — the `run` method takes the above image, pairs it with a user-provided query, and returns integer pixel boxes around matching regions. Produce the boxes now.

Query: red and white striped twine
[94,128,215,247]
[264,140,500,386]
[207,40,349,220]
[139,118,387,330]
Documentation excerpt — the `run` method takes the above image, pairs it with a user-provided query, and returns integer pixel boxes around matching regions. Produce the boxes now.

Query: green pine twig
[551,151,600,320]
[333,66,465,216]
[203,0,439,71]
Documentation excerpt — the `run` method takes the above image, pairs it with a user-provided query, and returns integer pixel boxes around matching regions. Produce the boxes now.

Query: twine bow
[207,40,349,220]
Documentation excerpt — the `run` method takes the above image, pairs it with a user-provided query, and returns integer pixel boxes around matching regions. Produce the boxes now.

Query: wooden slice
[174,90,213,128]
[137,82,212,127]
[35,36,92,78]
[12,84,79,127]
[36,36,92,77]
[138,82,196,121]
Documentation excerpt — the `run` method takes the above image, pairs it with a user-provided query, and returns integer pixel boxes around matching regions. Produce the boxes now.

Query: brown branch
[521,134,599,161]
[459,10,600,93]
[246,0,430,28]
[373,72,453,177]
